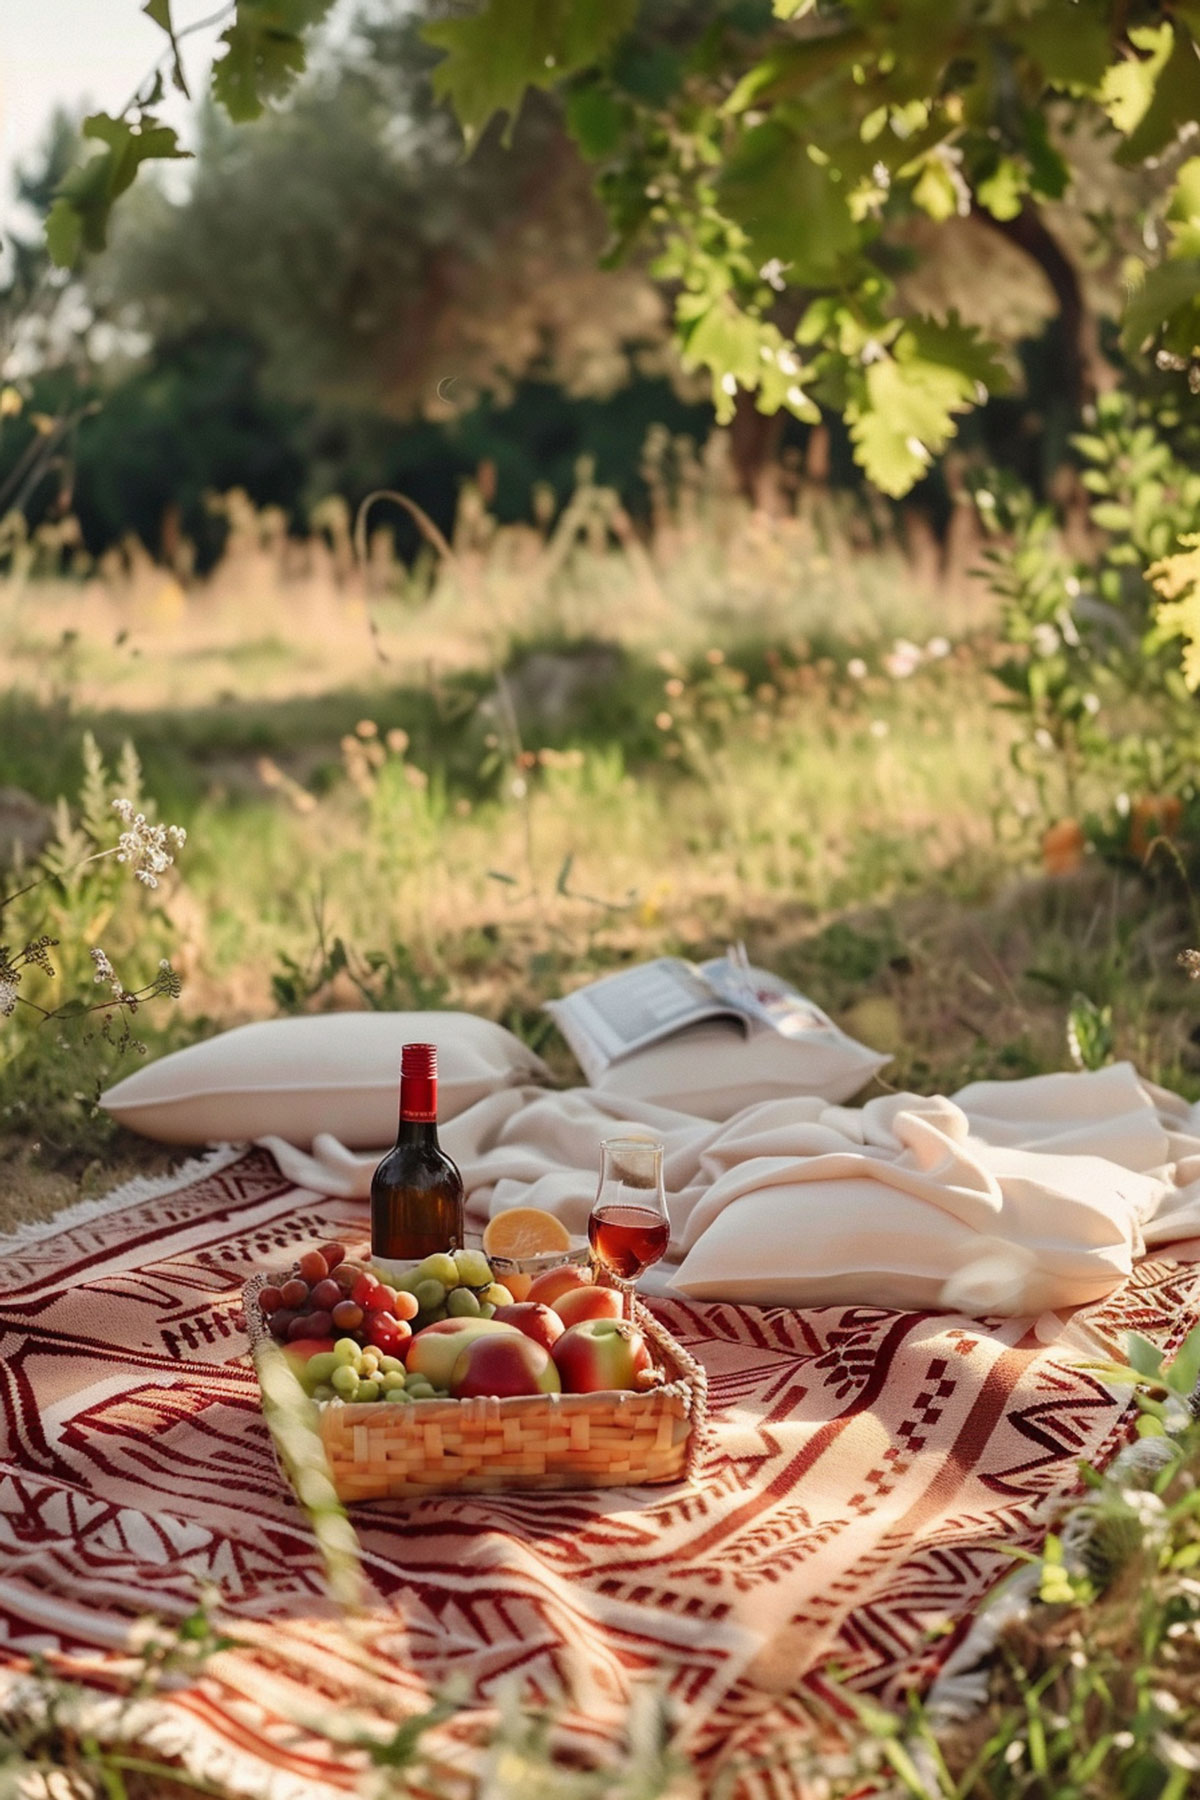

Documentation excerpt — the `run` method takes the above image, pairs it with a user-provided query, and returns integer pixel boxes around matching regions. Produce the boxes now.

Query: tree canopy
[35,0,1200,495]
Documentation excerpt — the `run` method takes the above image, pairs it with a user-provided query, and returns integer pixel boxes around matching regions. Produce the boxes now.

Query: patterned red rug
[3,1146,1199,1799]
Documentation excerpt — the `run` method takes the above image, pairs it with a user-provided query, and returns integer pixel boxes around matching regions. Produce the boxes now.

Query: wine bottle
[370,1043,465,1266]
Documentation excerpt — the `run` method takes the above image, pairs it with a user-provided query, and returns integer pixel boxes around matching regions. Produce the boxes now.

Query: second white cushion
[101,1011,550,1148]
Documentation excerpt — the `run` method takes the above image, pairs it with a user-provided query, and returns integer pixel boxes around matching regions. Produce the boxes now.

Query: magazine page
[699,949,830,1039]
[545,957,743,1083]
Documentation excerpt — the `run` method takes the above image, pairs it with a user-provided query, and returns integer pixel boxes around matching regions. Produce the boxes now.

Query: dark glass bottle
[370,1043,465,1263]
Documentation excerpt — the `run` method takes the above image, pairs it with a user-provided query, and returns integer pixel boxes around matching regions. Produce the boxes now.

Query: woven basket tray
[243,1270,707,1501]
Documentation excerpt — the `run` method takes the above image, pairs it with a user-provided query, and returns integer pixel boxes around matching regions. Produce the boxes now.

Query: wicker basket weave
[243,1270,707,1501]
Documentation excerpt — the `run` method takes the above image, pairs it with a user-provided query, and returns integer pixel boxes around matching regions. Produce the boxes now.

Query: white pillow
[670,1150,1153,1315]
[102,1012,550,1148]
[593,1017,887,1121]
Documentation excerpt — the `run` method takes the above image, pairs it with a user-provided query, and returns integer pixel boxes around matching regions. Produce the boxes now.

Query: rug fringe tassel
[0,1142,247,1253]
[2,1674,353,1800]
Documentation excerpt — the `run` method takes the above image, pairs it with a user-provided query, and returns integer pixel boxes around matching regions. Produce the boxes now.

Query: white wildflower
[90,947,116,986]
[1031,622,1061,658]
[1034,727,1055,751]
[884,638,922,679]
[925,635,951,659]
[111,799,187,889]
[847,657,868,680]
[1082,692,1101,715]
[1113,1731,1135,1750]
[869,719,889,739]
[0,975,17,1018]
[1157,1734,1200,1771]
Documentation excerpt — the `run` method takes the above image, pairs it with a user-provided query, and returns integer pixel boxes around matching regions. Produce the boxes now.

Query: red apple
[553,1284,622,1328]
[404,1317,523,1388]
[492,1302,564,1352]
[525,1264,590,1309]
[280,1336,335,1363]
[552,1318,654,1394]
[366,1286,399,1316]
[450,1332,561,1399]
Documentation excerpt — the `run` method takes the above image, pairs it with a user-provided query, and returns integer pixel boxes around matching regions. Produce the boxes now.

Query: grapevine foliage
[42,0,1200,495]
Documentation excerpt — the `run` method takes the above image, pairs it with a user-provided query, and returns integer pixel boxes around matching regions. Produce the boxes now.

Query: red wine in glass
[587,1138,669,1316]
[589,1206,671,1281]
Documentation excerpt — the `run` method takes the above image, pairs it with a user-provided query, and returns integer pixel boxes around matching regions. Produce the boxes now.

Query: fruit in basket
[414,1277,448,1314]
[365,1312,412,1355]
[553,1283,623,1327]
[289,1309,334,1340]
[405,1317,522,1387]
[297,1250,330,1284]
[481,1207,572,1261]
[302,1335,448,1403]
[309,1277,342,1312]
[492,1302,564,1351]
[552,1318,654,1394]
[351,1270,383,1307]
[318,1241,346,1270]
[453,1248,494,1288]
[446,1287,482,1318]
[259,1284,284,1315]
[481,1282,514,1309]
[417,1252,461,1288]
[450,1332,561,1398]
[526,1264,590,1308]
[280,1277,309,1309]
[331,1299,363,1331]
[267,1307,300,1341]
[283,1337,336,1370]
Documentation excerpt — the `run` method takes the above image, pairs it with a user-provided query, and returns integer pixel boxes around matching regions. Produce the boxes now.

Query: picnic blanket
[4,1143,1200,1800]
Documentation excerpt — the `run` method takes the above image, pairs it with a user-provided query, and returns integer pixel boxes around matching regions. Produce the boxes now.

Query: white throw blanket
[260,1062,1200,1317]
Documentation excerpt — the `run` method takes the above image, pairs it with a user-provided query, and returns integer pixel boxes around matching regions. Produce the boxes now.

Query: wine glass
[587,1137,670,1320]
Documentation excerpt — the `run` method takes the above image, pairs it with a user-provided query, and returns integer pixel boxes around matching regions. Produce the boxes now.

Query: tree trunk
[973,200,1113,411]
[728,388,786,508]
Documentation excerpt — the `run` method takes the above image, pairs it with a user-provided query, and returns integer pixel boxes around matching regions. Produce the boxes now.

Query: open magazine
[545,946,832,1086]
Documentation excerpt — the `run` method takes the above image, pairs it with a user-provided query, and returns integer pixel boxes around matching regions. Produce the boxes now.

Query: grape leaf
[1102,24,1173,133]
[211,0,336,124]
[680,296,764,420]
[1118,25,1200,165]
[1168,157,1200,258]
[425,0,635,146]
[1011,7,1112,92]
[565,83,627,158]
[143,0,189,97]
[976,155,1026,221]
[725,26,865,114]
[1120,258,1200,357]
[848,318,1008,497]
[46,112,189,265]
[718,121,858,280]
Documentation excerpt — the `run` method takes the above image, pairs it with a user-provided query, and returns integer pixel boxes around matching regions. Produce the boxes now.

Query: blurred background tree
[4,0,1199,561]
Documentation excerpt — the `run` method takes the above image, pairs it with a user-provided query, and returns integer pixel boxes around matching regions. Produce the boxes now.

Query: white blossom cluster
[112,799,187,888]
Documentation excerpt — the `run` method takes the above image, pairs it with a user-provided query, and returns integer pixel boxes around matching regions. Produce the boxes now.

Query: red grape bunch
[255,1241,419,1358]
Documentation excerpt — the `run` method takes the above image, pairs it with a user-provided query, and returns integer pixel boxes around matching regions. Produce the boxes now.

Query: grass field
[5,480,1200,1797]
[2,478,1198,1231]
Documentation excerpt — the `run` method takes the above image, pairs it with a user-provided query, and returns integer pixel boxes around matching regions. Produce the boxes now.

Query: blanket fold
[259,1062,1200,1316]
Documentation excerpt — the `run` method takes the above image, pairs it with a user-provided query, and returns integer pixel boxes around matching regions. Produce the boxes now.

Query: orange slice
[482,1207,572,1261]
